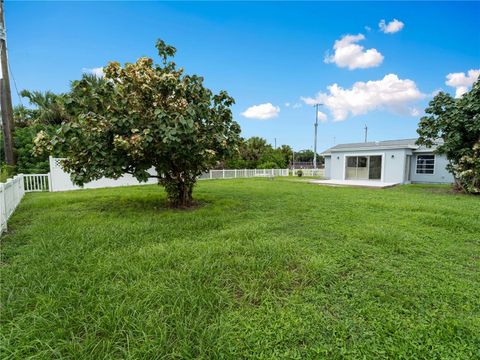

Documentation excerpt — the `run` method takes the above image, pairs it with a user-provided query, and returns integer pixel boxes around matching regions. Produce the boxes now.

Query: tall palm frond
[19,90,68,126]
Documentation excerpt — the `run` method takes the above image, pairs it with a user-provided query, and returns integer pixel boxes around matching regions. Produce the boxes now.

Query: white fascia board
[330,145,418,152]
[412,149,437,153]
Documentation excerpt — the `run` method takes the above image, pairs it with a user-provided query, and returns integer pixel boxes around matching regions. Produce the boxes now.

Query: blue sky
[5,1,480,151]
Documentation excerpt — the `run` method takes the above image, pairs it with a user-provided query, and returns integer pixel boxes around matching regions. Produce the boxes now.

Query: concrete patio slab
[309,179,399,189]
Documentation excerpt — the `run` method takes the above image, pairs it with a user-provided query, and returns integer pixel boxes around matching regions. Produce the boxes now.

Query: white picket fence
[47,157,290,191]
[292,168,325,177]
[0,175,26,233]
[0,165,303,233]
[24,174,50,192]
[15,167,290,194]
[198,168,289,180]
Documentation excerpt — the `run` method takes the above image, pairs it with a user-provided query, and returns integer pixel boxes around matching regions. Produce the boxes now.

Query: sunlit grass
[1,179,479,358]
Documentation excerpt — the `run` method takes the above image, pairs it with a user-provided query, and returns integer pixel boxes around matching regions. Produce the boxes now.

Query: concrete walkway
[310,179,399,188]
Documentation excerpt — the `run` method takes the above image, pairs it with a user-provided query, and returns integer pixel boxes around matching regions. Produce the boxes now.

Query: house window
[416,155,435,174]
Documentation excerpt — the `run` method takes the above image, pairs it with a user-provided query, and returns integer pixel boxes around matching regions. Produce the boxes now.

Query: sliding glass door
[346,156,368,180]
[345,155,382,180]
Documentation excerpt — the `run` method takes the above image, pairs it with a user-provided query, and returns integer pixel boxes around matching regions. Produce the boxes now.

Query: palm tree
[19,90,68,126]
[13,104,35,127]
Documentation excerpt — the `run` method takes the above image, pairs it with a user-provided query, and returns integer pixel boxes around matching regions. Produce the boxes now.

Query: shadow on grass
[85,195,212,216]
[396,184,472,196]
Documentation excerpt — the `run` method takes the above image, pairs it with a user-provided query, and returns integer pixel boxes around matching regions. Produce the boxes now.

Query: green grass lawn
[1,179,479,359]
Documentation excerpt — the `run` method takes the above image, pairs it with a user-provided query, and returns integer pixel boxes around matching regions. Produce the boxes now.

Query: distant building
[321,139,453,184]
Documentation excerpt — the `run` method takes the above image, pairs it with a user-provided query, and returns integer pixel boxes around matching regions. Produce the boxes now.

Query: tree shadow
[85,194,211,216]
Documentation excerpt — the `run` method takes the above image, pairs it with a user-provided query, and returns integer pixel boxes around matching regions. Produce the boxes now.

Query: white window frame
[342,153,385,181]
[415,154,435,175]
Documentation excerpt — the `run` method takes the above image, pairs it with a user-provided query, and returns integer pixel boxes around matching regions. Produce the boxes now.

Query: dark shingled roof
[321,138,440,155]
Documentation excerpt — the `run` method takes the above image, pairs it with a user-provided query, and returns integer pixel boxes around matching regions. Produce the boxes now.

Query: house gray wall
[410,153,453,184]
[324,156,331,178]
[328,149,410,183]
[325,148,453,184]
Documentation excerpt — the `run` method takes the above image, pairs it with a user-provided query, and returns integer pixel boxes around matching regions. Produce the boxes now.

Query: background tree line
[0,88,69,178]
[221,137,323,169]
[2,72,478,194]
[2,77,322,175]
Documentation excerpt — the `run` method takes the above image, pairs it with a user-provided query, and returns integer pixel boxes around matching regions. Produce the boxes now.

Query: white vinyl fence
[292,168,325,177]
[0,175,26,233]
[198,168,289,180]
[0,158,305,233]
[48,157,289,191]
[48,157,158,192]
[24,174,50,192]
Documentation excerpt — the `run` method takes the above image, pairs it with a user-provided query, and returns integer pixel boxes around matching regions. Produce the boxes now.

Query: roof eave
[328,144,422,152]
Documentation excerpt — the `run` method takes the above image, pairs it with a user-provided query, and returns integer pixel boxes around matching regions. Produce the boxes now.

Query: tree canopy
[223,137,293,169]
[417,78,480,194]
[19,90,68,126]
[34,39,241,206]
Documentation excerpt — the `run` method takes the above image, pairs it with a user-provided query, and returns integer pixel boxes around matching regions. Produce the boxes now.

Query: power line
[8,61,22,106]
[1,38,23,107]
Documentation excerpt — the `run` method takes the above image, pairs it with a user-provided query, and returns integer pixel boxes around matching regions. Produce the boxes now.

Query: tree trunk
[176,181,193,207]
[162,174,195,208]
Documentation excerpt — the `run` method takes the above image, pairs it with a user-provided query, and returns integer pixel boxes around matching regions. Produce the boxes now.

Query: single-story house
[321,138,453,185]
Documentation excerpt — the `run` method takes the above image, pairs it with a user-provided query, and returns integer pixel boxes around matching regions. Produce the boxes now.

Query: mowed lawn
[1,179,479,359]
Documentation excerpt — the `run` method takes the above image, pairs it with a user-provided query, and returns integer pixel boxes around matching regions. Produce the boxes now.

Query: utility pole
[274,137,277,149]
[313,103,322,169]
[0,0,15,165]
[292,150,295,174]
[364,124,368,143]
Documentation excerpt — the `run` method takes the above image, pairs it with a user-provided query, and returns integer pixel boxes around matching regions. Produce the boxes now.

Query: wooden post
[0,0,15,165]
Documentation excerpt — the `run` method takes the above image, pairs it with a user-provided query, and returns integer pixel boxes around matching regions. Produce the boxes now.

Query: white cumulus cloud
[301,74,424,122]
[241,103,280,120]
[410,107,421,117]
[324,34,384,70]
[82,67,104,78]
[445,69,480,98]
[379,19,404,34]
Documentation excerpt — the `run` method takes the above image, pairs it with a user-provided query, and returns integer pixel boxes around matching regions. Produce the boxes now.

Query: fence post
[223,169,225,179]
[20,174,25,197]
[48,156,55,191]
[48,172,53,192]
[1,184,5,233]
[210,170,212,180]
[235,169,237,178]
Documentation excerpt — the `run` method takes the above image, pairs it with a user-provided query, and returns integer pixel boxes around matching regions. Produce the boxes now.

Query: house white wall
[328,149,410,183]
[324,149,453,184]
[324,156,331,178]
[410,153,454,184]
